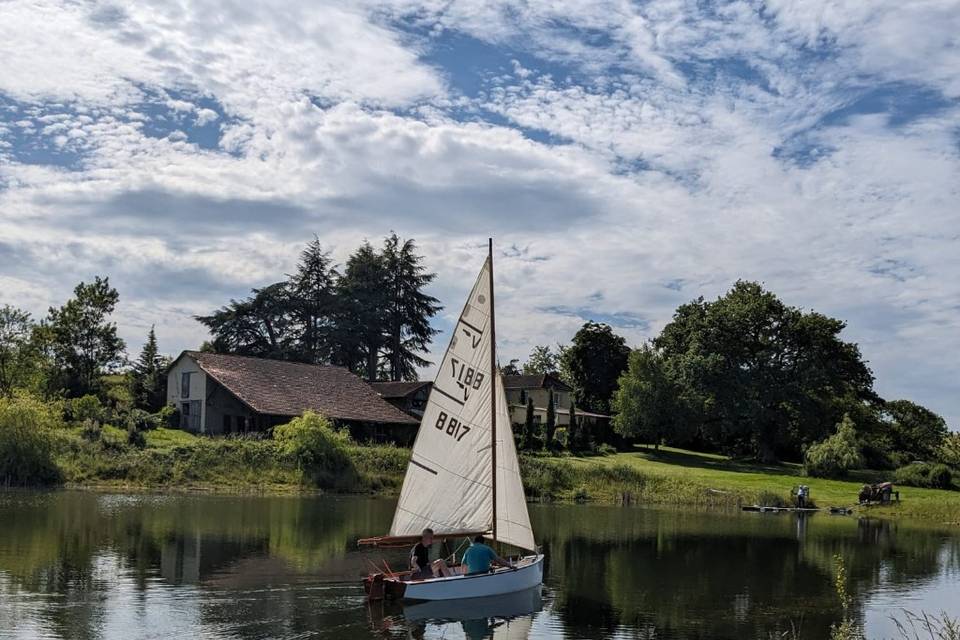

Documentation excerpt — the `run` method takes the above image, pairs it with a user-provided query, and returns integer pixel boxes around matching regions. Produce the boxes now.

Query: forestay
[388,258,535,551]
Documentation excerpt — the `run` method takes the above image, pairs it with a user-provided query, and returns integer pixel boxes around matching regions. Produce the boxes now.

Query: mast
[488,237,497,544]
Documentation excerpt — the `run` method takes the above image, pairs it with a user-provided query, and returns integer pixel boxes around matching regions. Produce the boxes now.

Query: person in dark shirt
[410,528,435,579]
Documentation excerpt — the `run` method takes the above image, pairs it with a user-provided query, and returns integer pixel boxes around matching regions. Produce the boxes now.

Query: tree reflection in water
[0,492,957,639]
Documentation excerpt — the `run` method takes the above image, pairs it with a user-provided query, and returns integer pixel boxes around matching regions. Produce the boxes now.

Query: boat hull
[378,554,544,602]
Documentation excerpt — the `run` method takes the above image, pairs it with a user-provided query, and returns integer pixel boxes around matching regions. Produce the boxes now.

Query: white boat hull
[394,554,544,602]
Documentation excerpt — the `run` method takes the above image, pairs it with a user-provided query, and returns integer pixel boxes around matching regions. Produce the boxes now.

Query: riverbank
[44,427,960,525]
[524,446,960,524]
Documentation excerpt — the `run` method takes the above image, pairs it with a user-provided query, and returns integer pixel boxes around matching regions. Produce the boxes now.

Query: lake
[0,491,958,640]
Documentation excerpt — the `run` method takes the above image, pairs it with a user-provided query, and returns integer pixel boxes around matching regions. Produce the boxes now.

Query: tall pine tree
[381,234,442,381]
[289,237,339,364]
[130,326,169,412]
[335,242,389,379]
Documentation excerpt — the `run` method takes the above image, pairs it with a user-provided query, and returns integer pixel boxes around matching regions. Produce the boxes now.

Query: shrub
[804,414,863,478]
[273,411,354,488]
[0,395,62,486]
[126,408,158,432]
[895,463,954,489]
[127,424,146,449]
[68,394,103,424]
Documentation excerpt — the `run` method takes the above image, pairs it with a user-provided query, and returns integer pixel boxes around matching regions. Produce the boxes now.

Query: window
[181,372,192,398]
[223,415,232,434]
[519,389,527,404]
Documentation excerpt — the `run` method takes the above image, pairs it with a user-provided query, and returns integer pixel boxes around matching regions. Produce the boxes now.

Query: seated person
[409,528,460,579]
[409,528,436,580]
[461,535,513,575]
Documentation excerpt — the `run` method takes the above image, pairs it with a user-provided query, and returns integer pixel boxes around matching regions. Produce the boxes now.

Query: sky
[0,0,958,428]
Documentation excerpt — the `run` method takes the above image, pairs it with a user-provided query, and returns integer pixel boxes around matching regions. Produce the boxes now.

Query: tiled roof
[502,373,572,392]
[180,351,419,425]
[370,381,432,398]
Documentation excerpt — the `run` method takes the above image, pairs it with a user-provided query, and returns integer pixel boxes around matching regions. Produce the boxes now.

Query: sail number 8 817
[435,412,471,442]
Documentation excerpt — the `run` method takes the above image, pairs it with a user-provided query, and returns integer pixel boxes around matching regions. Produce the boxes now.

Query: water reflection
[370,587,543,640]
[0,491,957,639]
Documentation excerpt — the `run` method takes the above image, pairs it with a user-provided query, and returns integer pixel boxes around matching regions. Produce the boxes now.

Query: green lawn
[562,446,960,525]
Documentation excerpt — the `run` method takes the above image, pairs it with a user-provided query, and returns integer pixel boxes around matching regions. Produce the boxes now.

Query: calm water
[0,492,958,640]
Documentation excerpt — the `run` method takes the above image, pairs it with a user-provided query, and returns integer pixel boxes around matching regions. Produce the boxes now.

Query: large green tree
[335,241,389,379]
[381,234,441,381]
[129,326,170,412]
[195,282,294,359]
[612,345,695,450]
[654,281,876,462]
[0,305,35,397]
[562,322,630,415]
[45,276,126,397]
[881,399,948,463]
[288,237,339,364]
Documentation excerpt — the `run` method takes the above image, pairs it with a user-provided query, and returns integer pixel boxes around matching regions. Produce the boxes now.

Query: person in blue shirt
[461,535,513,575]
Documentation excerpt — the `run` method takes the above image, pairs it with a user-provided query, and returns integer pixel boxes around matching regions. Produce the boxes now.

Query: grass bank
[52,426,408,495]
[522,446,960,525]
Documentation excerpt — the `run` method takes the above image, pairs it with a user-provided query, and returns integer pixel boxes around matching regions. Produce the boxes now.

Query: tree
[612,345,694,450]
[501,359,521,376]
[0,305,35,397]
[567,400,590,452]
[288,237,339,364]
[545,388,557,447]
[804,414,863,478]
[129,326,169,412]
[524,396,536,449]
[335,241,389,379]
[654,281,876,462]
[195,281,295,360]
[523,345,561,375]
[562,322,630,415]
[45,276,126,397]
[882,400,949,463]
[381,234,441,381]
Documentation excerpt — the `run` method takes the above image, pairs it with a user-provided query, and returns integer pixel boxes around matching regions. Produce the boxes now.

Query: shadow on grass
[629,445,804,478]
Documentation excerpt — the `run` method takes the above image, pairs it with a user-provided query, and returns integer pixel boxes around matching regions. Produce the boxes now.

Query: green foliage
[522,345,561,375]
[379,233,442,381]
[612,344,694,449]
[68,394,104,424]
[804,414,864,478]
[521,397,539,450]
[567,400,590,453]
[44,276,126,397]
[127,424,146,449]
[894,463,954,490]
[273,411,355,487]
[655,281,876,462]
[0,305,37,397]
[882,399,949,463]
[196,235,441,382]
[939,433,960,469]
[545,388,557,448]
[561,322,630,416]
[129,326,169,412]
[0,395,62,486]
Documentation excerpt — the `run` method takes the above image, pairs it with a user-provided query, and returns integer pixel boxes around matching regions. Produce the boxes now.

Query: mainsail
[388,255,535,551]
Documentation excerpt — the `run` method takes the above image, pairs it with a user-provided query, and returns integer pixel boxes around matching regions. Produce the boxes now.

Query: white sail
[389,257,535,551]
[495,373,536,551]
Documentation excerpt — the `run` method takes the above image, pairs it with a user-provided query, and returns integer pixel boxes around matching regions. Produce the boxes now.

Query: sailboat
[360,239,544,601]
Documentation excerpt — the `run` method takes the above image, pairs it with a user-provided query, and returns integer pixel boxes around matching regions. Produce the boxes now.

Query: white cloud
[0,0,958,428]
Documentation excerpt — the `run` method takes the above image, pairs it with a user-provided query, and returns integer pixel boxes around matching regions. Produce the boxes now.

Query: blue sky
[1,0,958,428]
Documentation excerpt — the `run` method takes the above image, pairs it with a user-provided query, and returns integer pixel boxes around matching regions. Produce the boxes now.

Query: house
[370,380,432,419]
[503,373,610,429]
[166,351,420,444]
